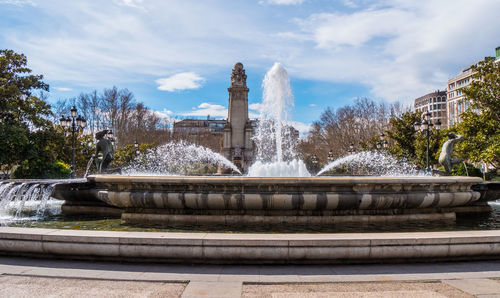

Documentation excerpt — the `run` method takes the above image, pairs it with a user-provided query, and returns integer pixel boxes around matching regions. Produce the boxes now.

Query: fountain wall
[52,175,485,225]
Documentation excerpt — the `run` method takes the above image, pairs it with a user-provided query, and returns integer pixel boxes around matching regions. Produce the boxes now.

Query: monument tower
[222,62,254,172]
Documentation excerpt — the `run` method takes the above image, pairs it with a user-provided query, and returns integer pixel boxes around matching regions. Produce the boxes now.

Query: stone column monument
[222,62,254,172]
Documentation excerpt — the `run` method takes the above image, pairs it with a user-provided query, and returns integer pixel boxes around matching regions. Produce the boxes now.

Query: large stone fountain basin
[73,175,485,225]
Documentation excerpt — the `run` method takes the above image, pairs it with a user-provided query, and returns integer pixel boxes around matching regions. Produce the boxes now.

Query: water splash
[0,181,62,225]
[248,62,309,177]
[123,140,241,175]
[84,156,95,178]
[317,151,419,176]
[248,160,311,177]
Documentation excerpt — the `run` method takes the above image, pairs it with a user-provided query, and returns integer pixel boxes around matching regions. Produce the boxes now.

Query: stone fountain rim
[1,227,500,264]
[87,175,483,185]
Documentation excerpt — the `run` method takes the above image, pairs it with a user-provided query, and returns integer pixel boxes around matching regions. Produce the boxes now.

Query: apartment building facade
[446,66,474,127]
[414,90,448,128]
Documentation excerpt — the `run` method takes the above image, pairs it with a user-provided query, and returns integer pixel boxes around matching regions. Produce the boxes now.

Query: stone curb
[1,228,500,264]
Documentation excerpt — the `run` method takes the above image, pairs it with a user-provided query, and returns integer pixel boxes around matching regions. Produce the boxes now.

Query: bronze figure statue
[94,130,114,173]
[438,133,464,175]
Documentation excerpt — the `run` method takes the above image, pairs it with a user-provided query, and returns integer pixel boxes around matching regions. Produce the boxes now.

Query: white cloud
[181,103,228,118]
[156,72,205,92]
[113,0,146,11]
[4,0,500,106]
[260,0,306,5]
[286,0,500,101]
[309,103,316,107]
[285,120,310,135]
[118,0,143,6]
[153,109,176,123]
[54,87,72,91]
[342,0,358,8]
[0,0,35,6]
[249,103,264,112]
[302,9,411,49]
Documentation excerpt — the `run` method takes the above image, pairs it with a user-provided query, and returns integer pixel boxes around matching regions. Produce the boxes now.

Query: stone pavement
[1,256,500,297]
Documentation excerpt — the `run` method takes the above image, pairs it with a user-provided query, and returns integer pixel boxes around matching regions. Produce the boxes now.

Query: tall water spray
[260,62,293,162]
[248,63,310,177]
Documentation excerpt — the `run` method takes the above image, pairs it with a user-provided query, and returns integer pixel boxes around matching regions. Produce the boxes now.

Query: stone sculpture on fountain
[94,130,120,174]
[439,133,465,175]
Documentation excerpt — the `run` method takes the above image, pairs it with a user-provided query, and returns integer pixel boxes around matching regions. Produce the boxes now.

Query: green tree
[0,49,52,176]
[386,111,419,162]
[456,57,500,168]
[112,142,156,170]
[414,129,444,169]
[11,127,70,179]
[385,110,444,169]
[0,49,50,125]
[0,121,29,176]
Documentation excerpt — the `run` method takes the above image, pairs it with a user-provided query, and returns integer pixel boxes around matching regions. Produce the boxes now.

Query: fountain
[45,62,489,227]
[0,61,499,265]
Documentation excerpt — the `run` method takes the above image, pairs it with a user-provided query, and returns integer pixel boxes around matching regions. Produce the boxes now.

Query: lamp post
[311,154,319,173]
[348,143,356,155]
[107,130,115,148]
[327,150,334,163]
[134,140,140,157]
[414,112,441,173]
[59,106,86,179]
[376,133,388,151]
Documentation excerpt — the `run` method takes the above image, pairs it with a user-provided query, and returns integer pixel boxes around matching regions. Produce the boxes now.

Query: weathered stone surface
[443,279,500,296]
[181,281,242,298]
[1,228,500,264]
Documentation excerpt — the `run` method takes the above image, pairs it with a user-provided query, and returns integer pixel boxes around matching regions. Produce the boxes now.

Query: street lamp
[134,140,140,157]
[60,106,86,179]
[376,133,388,151]
[327,150,334,163]
[106,130,115,148]
[414,112,441,173]
[311,154,319,173]
[348,143,356,154]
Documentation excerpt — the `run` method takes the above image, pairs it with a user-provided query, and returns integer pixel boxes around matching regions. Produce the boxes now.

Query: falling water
[317,151,419,176]
[123,140,241,175]
[462,161,469,176]
[0,181,62,225]
[84,156,95,178]
[248,62,310,177]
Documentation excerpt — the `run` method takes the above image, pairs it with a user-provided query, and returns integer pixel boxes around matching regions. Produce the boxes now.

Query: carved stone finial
[230,62,247,88]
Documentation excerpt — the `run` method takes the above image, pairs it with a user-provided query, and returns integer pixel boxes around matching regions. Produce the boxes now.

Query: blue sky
[1,0,499,133]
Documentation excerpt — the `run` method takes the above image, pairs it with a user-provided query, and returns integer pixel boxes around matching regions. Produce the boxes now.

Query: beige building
[414,90,447,128]
[446,66,474,127]
[445,46,500,127]
[173,117,226,137]
[173,117,226,152]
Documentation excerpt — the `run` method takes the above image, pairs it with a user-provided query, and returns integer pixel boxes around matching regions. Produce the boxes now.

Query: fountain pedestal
[52,175,488,226]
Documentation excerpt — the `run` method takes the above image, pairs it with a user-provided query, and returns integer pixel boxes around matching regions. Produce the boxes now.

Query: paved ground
[0,275,186,298]
[1,257,500,297]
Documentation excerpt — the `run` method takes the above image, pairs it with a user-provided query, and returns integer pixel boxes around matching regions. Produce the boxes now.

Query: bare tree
[298,98,402,166]
[52,87,172,147]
